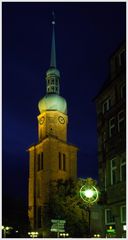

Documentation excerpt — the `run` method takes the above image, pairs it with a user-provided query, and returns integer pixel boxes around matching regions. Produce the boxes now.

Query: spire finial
[52,10,55,25]
[50,11,56,67]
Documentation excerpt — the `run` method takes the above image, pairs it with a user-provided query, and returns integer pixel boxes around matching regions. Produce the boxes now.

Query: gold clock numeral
[58,116,65,124]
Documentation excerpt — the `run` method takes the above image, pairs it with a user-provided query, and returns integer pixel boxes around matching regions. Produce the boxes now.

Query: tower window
[37,153,44,171]
[40,131,42,141]
[110,158,117,185]
[37,179,40,198]
[63,154,66,171]
[56,79,58,84]
[58,153,66,171]
[59,152,61,170]
[41,152,43,170]
[51,86,54,92]
[37,206,42,228]
[38,154,40,171]
[51,78,54,84]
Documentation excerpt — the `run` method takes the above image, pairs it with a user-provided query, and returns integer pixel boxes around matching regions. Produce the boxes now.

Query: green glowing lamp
[80,184,99,205]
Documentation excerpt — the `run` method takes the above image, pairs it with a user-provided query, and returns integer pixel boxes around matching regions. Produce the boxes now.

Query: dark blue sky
[3,2,126,202]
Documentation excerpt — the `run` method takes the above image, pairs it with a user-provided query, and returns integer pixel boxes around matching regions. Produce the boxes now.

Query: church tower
[28,16,78,233]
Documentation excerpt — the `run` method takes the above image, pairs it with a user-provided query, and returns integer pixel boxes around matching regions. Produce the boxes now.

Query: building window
[110,158,117,185]
[121,84,126,99]
[109,117,116,137]
[120,206,126,223]
[37,206,42,228]
[120,158,126,182]
[105,209,115,224]
[63,154,66,171]
[118,111,125,132]
[102,98,111,113]
[102,131,106,150]
[119,50,126,66]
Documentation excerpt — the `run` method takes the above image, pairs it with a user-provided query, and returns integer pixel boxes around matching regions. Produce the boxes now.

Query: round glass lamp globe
[5,227,10,230]
[80,184,99,204]
[84,189,94,198]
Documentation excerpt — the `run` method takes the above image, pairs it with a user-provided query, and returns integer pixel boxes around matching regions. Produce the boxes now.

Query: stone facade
[95,43,126,237]
[28,110,78,233]
[28,18,78,235]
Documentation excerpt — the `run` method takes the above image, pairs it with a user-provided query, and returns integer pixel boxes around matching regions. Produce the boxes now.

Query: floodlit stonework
[28,19,78,232]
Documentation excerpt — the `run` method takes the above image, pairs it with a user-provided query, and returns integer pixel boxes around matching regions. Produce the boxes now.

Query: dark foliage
[43,178,89,237]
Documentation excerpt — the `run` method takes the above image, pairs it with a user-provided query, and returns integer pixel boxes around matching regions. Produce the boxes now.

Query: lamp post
[28,231,39,238]
[60,232,69,238]
[80,178,99,237]
[2,226,12,238]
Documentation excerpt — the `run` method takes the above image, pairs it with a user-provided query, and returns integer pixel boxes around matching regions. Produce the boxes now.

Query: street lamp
[94,233,101,238]
[2,226,12,238]
[60,232,69,238]
[28,231,39,238]
[80,184,99,205]
[80,178,99,237]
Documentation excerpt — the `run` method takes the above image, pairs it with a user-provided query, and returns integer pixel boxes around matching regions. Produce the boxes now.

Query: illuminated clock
[39,116,45,125]
[58,116,65,124]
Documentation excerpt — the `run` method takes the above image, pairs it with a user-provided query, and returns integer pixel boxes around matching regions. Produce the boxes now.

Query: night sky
[2,2,126,225]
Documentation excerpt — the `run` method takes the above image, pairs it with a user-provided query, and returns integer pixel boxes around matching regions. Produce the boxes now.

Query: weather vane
[52,10,55,25]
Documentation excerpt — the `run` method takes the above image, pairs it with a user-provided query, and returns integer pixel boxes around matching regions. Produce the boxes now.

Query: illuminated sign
[106,229,116,233]
[51,219,66,232]
[106,226,116,233]
[123,225,126,231]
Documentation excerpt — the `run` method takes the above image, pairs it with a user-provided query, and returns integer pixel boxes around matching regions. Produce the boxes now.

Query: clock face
[58,116,65,124]
[39,116,45,125]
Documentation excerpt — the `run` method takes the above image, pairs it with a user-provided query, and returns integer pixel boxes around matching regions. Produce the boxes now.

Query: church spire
[38,12,67,114]
[50,11,56,68]
[45,11,60,95]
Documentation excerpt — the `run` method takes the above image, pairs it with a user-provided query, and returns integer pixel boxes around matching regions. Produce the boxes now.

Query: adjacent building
[95,43,126,237]
[27,19,78,235]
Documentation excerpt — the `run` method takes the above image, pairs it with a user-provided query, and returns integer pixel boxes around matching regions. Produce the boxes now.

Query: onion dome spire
[45,11,60,95]
[38,12,67,115]
[50,11,56,68]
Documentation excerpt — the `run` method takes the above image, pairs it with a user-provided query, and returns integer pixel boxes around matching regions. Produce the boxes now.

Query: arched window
[37,206,42,228]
